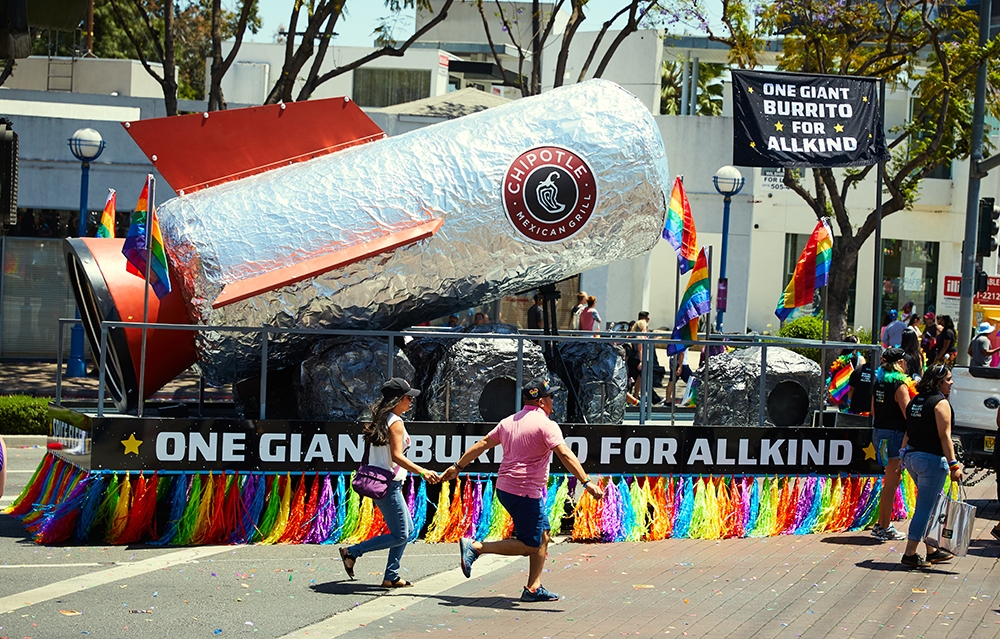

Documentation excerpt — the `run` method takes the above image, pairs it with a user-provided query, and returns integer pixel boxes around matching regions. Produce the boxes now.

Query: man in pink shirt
[440,378,603,602]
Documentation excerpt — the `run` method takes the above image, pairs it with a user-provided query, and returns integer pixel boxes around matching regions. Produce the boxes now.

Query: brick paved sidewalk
[327,478,1000,639]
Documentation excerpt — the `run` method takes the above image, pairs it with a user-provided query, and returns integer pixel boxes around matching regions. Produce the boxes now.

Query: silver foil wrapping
[295,337,416,422]
[424,336,565,423]
[554,341,628,424]
[156,79,670,384]
[693,347,822,427]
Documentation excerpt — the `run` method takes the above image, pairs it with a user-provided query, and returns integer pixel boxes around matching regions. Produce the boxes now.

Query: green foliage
[777,315,825,364]
[847,326,874,345]
[0,395,50,435]
[660,59,725,115]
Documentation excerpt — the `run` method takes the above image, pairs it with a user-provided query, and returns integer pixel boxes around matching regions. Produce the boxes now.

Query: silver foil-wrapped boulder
[296,337,415,421]
[553,341,629,424]
[693,347,822,427]
[424,334,564,423]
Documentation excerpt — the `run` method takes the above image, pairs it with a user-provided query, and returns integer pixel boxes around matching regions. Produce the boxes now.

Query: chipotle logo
[502,146,597,243]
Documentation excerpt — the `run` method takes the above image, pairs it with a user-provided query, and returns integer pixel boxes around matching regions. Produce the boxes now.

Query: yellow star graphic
[834,123,845,133]
[862,442,876,461]
[750,141,756,148]
[863,96,869,102]
[774,121,784,132]
[121,433,143,456]
[748,87,754,93]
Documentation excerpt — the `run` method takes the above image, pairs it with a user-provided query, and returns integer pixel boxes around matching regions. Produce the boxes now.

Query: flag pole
[704,245,713,418]
[138,175,154,418]
[672,266,680,426]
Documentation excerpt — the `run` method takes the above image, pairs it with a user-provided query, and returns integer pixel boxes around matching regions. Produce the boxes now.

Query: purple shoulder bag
[351,439,395,500]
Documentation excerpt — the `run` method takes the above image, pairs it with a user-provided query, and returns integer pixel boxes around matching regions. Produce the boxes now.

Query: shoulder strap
[361,437,370,465]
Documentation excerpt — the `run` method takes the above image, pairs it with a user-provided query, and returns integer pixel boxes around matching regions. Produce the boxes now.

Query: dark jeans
[347,480,413,582]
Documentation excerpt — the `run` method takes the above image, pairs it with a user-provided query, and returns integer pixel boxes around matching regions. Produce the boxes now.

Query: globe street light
[713,165,744,332]
[66,127,105,378]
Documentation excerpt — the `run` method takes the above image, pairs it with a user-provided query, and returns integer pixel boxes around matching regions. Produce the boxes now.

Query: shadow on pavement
[0,513,35,543]
[854,559,958,574]
[430,594,563,612]
[311,581,392,595]
[819,535,882,546]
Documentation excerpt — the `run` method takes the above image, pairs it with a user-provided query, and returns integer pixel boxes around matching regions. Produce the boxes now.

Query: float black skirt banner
[9,417,902,546]
[731,69,889,168]
[75,418,882,476]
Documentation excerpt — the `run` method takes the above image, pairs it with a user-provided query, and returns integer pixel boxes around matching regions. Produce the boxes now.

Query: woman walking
[933,315,958,366]
[340,378,439,587]
[900,364,963,568]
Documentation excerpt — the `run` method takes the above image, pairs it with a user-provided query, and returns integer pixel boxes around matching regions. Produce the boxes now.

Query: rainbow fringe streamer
[5,453,916,546]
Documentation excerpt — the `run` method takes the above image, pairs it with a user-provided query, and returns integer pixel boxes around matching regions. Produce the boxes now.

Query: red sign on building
[943,274,1000,305]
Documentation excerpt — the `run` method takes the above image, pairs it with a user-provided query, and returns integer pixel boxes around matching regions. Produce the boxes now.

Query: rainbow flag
[662,176,698,274]
[775,218,832,321]
[827,358,853,404]
[122,175,171,299]
[668,247,711,355]
[96,189,116,238]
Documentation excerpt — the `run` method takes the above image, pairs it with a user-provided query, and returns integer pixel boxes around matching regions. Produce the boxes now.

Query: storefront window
[880,239,938,320]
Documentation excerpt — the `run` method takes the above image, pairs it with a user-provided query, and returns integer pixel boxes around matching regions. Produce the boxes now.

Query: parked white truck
[947,366,1000,466]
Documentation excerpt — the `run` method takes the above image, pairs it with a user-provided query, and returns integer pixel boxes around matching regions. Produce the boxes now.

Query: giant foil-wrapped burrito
[65,79,670,412]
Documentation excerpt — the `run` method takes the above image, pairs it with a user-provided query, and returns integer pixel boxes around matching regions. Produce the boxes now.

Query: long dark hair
[363,394,404,446]
[938,315,955,333]
[900,331,921,363]
[916,364,949,396]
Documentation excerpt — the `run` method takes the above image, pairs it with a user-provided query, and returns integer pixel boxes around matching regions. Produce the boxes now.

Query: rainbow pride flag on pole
[122,175,171,299]
[827,356,854,404]
[775,218,832,321]
[662,176,699,274]
[668,247,712,355]
[96,189,116,238]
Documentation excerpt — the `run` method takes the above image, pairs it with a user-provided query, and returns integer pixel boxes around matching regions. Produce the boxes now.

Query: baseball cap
[521,378,554,401]
[977,321,995,336]
[882,347,906,363]
[382,377,420,398]
[923,311,935,321]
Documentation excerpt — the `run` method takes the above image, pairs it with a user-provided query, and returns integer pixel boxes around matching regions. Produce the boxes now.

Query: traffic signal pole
[958,0,992,366]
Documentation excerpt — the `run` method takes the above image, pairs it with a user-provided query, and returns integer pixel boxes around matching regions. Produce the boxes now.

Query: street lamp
[66,127,105,378]
[712,165,744,332]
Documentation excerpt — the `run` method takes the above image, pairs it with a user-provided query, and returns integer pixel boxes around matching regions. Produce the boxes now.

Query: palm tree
[660,59,725,116]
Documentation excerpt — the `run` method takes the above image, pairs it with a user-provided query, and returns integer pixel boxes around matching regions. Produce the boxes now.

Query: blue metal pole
[715,194,731,332]
[66,161,89,378]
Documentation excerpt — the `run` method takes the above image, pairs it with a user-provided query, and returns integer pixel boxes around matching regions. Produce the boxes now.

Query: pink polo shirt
[488,405,565,499]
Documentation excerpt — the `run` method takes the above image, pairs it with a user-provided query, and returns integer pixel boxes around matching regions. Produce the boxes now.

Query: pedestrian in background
[870,348,913,542]
[569,291,587,330]
[579,295,601,333]
[339,378,440,588]
[527,293,544,330]
[968,321,998,367]
[900,330,924,378]
[900,364,962,568]
[920,312,938,363]
[933,315,957,366]
[442,378,604,602]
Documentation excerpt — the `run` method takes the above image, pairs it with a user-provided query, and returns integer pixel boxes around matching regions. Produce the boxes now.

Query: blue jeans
[348,480,413,582]
[902,450,948,543]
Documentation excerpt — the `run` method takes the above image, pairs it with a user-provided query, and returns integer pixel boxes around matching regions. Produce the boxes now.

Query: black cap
[882,347,906,363]
[521,378,554,401]
[382,377,420,398]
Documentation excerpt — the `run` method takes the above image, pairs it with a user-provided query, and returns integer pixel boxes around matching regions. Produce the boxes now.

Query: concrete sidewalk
[0,360,231,402]
[303,476,1000,639]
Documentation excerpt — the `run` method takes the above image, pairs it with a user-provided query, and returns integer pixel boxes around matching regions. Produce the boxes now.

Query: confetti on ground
[913,588,928,593]
[633,585,654,589]
[59,610,82,616]
[129,610,152,615]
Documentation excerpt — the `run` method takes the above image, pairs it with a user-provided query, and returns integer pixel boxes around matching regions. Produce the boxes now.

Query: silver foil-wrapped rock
[693,347,822,427]
[553,341,628,424]
[154,79,670,385]
[424,335,564,423]
[296,337,415,421]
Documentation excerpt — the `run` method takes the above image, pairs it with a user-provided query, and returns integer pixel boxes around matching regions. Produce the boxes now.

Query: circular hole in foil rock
[479,376,518,423]
[766,380,810,427]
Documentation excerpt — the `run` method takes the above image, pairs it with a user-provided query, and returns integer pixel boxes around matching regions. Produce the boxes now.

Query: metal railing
[55,316,879,426]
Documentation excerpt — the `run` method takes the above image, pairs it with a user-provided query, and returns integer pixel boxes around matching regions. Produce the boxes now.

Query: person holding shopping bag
[900,364,963,568]
[339,378,440,587]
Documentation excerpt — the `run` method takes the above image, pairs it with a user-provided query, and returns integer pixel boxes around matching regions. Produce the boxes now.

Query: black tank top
[905,393,950,457]
[873,376,907,432]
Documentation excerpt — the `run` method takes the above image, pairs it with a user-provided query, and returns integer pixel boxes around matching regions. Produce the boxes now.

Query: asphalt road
[0,444,472,639]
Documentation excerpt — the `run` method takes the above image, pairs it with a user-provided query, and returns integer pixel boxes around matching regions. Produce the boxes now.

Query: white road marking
[3,470,37,474]
[0,545,231,615]
[276,553,520,638]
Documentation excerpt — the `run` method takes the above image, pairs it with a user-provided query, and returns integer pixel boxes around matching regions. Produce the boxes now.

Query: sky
[248,1,674,47]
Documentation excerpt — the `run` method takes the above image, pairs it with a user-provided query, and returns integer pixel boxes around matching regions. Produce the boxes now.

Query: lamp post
[66,128,105,378]
[712,165,744,332]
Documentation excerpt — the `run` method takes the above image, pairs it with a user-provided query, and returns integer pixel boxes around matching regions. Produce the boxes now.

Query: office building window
[353,68,431,108]
[880,239,938,320]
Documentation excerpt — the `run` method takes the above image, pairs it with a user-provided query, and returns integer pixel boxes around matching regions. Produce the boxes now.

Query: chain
[962,466,995,487]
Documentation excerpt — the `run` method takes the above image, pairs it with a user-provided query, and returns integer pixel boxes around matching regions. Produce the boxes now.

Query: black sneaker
[901,554,931,569]
[926,549,954,563]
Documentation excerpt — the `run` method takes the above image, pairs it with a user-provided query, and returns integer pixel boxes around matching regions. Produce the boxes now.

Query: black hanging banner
[731,69,889,168]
